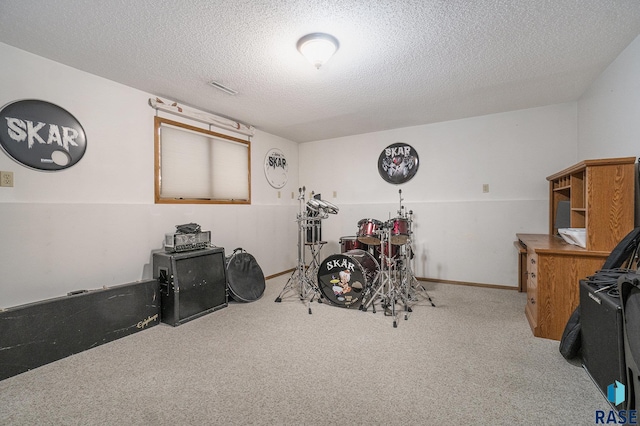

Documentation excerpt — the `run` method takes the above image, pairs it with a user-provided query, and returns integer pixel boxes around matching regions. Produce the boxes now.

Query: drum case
[153,247,228,326]
[225,249,266,302]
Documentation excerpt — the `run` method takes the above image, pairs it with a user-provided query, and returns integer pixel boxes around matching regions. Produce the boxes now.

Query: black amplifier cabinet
[580,279,626,408]
[153,247,228,326]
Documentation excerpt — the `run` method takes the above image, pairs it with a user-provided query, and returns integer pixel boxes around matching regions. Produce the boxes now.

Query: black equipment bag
[602,227,640,270]
[225,248,266,302]
[560,306,581,359]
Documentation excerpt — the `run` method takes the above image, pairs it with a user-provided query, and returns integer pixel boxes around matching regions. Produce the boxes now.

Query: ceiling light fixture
[296,33,339,69]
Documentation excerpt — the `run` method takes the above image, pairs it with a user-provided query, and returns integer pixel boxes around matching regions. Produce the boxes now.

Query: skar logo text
[5,117,80,151]
[385,146,411,157]
[325,259,355,272]
[267,155,286,169]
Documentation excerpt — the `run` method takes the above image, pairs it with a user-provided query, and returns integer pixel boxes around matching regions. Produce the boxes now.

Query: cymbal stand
[401,210,435,317]
[275,187,321,314]
[360,225,406,327]
[381,224,409,328]
[397,188,405,218]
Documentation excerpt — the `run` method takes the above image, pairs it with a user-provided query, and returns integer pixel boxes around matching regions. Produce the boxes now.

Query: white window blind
[155,117,250,204]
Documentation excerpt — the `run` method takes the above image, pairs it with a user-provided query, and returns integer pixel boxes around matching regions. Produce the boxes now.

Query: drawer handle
[530,272,536,279]
[530,258,536,265]
[530,298,535,304]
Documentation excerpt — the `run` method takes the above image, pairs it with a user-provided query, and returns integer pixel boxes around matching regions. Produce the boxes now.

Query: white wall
[4,30,637,308]
[300,104,578,287]
[0,43,299,309]
[578,35,640,160]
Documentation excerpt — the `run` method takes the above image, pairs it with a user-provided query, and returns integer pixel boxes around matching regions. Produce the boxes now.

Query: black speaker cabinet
[580,279,627,409]
[620,273,640,411]
[153,247,228,326]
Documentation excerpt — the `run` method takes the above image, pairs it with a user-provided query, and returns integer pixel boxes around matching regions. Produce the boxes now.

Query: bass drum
[317,249,379,309]
[225,248,266,302]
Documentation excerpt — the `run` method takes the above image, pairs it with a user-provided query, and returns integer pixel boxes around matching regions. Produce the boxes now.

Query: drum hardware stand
[358,224,409,327]
[304,191,327,283]
[360,227,386,313]
[401,210,435,314]
[375,196,434,326]
[275,187,323,314]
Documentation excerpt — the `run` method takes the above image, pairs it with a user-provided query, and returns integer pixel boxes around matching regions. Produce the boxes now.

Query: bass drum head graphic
[0,99,87,171]
[317,250,379,309]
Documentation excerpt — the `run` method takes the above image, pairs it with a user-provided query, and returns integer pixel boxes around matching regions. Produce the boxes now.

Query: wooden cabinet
[517,234,609,340]
[547,157,636,251]
[517,157,636,340]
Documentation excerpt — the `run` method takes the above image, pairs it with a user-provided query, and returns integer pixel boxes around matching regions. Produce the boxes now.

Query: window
[154,117,251,204]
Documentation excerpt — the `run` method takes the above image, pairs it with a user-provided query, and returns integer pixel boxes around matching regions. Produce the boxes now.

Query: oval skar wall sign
[0,99,87,171]
[377,142,419,184]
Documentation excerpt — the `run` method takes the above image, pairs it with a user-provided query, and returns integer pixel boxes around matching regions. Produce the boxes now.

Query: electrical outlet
[482,183,489,193]
[0,171,13,187]
[333,191,337,198]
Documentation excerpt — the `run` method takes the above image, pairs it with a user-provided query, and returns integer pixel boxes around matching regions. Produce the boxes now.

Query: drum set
[276,188,434,327]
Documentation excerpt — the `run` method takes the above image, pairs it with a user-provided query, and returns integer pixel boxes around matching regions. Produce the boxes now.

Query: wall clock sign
[264,148,288,189]
[0,99,87,171]
[378,142,419,184]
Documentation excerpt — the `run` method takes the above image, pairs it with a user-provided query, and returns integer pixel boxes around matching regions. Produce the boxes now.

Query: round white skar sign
[0,99,87,171]
[264,148,288,189]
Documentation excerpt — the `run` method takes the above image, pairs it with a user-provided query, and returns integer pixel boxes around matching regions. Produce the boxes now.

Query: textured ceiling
[1,1,640,143]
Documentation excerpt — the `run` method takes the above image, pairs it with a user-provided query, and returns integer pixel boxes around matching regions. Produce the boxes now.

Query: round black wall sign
[0,99,87,171]
[378,142,419,184]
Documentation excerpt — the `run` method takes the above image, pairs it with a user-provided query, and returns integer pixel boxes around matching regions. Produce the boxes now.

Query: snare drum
[388,217,410,245]
[317,249,380,309]
[339,236,368,253]
[357,218,383,245]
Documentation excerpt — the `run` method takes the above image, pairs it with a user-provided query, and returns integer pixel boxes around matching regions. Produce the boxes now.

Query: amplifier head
[164,231,211,252]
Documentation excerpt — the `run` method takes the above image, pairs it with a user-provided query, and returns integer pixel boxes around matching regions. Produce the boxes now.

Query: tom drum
[357,218,383,245]
[388,217,410,245]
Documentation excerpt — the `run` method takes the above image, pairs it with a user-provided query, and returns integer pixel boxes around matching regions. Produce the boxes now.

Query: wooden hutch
[515,157,636,340]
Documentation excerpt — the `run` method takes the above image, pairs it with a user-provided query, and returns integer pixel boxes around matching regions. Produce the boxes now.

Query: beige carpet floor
[0,274,609,425]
